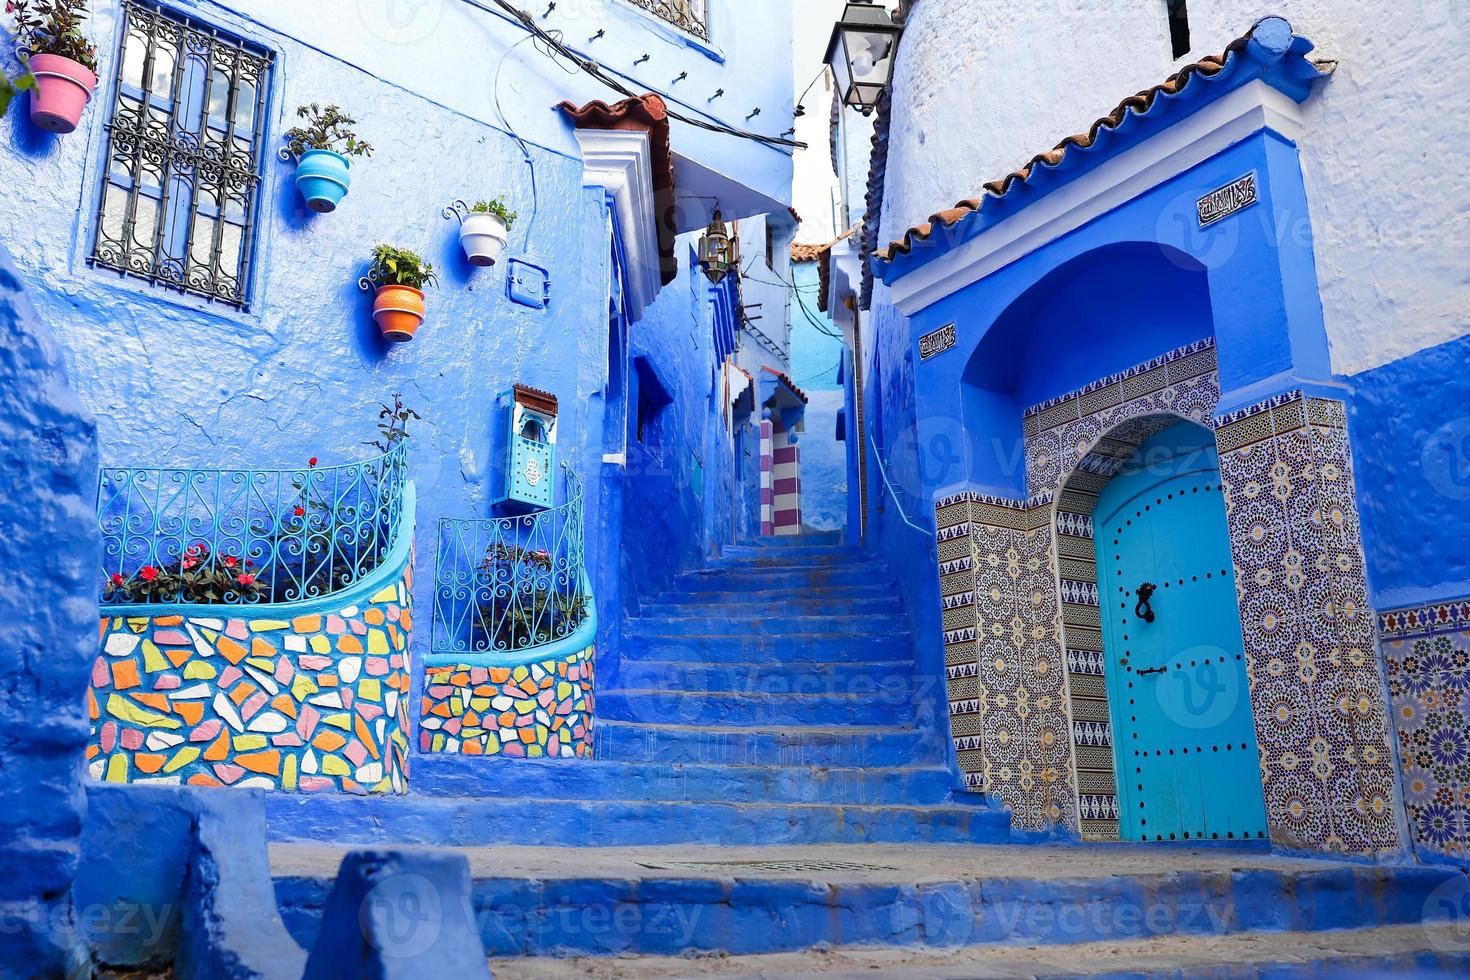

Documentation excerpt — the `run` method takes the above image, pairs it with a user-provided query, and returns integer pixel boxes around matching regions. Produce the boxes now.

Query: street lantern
[824,1,903,115]
[698,210,733,285]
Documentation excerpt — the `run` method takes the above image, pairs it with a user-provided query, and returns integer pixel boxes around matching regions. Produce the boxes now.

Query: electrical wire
[493,31,545,259]
[472,0,808,150]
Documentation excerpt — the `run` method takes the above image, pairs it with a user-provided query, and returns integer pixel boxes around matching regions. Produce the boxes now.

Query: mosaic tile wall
[421,644,595,758]
[1379,599,1470,863]
[934,340,1402,855]
[87,567,414,794]
[1215,392,1402,856]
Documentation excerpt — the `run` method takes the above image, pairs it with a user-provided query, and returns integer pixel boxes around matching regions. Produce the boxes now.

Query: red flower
[139,566,159,583]
[294,506,305,517]
[109,573,125,588]
[245,560,255,567]
[236,573,257,587]
[182,558,197,570]
[308,457,318,468]
[223,555,239,568]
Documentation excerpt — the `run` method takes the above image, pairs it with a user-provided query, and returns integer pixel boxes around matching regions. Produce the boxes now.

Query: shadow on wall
[0,246,100,973]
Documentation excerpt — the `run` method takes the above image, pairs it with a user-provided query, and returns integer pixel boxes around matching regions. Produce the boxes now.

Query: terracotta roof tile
[871,19,1323,267]
[762,366,810,405]
[557,94,678,285]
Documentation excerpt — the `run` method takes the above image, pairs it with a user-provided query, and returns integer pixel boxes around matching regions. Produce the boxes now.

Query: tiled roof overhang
[557,94,678,285]
[870,17,1328,283]
[762,366,811,405]
[790,225,858,315]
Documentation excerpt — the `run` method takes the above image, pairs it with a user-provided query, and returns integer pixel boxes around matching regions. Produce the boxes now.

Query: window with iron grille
[622,0,708,41]
[90,0,273,309]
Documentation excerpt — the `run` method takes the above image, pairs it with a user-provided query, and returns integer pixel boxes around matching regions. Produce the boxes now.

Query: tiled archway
[935,340,1403,855]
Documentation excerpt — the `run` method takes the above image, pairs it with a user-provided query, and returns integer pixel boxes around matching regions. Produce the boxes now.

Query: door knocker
[1135,582,1158,624]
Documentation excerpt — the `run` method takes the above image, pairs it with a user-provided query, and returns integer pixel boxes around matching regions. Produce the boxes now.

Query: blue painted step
[616,659,914,695]
[620,632,912,663]
[592,721,931,767]
[672,568,891,591]
[599,689,913,727]
[653,582,898,604]
[638,595,904,617]
[409,756,960,806]
[626,612,908,635]
[264,796,1013,848]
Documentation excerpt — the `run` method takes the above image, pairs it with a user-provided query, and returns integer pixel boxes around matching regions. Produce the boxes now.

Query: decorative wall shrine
[87,567,414,794]
[935,339,1404,857]
[421,644,595,758]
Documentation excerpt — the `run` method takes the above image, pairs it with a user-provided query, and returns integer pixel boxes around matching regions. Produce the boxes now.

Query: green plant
[365,393,421,454]
[0,70,35,118]
[473,541,587,650]
[471,196,518,227]
[104,543,263,604]
[7,0,98,70]
[370,244,437,291]
[283,103,373,159]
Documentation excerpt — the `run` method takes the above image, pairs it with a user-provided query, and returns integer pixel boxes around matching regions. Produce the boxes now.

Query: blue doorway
[1094,421,1267,842]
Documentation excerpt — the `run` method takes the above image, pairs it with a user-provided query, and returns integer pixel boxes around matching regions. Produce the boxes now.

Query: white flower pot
[460,212,509,267]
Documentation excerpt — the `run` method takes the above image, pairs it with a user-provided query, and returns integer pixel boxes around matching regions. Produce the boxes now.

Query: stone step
[482,927,1470,977]
[727,533,846,552]
[599,689,913,727]
[409,755,960,806]
[638,595,904,618]
[673,567,892,591]
[263,797,1014,851]
[626,612,908,636]
[705,554,884,571]
[617,659,914,697]
[654,582,899,605]
[622,631,911,663]
[592,721,932,768]
[268,843,1468,961]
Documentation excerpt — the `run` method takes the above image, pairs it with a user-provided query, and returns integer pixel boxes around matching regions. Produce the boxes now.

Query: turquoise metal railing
[432,466,589,656]
[98,444,409,606]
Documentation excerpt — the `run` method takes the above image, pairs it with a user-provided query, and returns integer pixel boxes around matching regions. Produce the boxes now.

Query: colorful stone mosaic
[1215,392,1400,856]
[1378,599,1470,863]
[934,339,1402,856]
[87,567,414,795]
[421,644,595,758]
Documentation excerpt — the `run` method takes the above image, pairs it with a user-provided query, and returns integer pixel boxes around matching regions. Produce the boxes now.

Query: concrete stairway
[265,536,1006,848]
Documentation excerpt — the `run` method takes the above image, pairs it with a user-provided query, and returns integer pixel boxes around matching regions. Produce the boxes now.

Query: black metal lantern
[824,1,903,115]
[698,210,733,285]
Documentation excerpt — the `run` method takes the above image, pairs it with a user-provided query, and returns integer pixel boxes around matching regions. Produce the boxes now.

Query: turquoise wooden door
[1094,422,1267,842]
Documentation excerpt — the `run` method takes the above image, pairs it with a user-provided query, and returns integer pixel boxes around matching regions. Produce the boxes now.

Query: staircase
[266,536,1470,975]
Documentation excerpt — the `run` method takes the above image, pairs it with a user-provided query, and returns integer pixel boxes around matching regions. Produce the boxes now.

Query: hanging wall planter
[362,244,437,343]
[6,1,101,133]
[444,197,519,267]
[282,103,373,214]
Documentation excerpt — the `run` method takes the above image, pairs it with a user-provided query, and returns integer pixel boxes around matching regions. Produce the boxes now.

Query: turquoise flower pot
[295,149,352,213]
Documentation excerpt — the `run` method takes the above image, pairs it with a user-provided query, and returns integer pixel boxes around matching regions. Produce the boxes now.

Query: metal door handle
[1135,582,1158,623]
[1137,666,1168,676]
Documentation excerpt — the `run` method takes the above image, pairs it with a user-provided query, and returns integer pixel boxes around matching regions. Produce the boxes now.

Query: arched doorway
[1093,421,1267,842]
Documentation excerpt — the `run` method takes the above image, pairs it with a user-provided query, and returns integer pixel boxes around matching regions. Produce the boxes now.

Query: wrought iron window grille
[89,0,274,310]
[621,0,709,41]
[433,466,590,656]
[98,445,410,607]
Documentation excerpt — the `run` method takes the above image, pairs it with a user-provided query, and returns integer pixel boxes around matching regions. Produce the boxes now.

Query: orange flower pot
[373,285,425,342]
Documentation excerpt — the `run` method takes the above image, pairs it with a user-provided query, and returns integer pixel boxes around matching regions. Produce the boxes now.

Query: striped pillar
[759,421,774,536]
[770,425,801,536]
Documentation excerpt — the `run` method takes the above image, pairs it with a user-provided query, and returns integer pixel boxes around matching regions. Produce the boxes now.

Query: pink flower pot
[28,54,97,134]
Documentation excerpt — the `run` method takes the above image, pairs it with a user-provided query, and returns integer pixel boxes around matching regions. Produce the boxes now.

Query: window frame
[87,0,277,313]
[618,0,711,44]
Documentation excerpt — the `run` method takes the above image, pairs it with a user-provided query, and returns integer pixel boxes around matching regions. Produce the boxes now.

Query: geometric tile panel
[420,644,595,758]
[1379,598,1470,864]
[88,565,415,795]
[1216,392,1402,857]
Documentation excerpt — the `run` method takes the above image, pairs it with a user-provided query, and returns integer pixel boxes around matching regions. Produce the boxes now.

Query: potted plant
[368,245,436,342]
[7,0,99,133]
[283,103,373,213]
[458,197,518,267]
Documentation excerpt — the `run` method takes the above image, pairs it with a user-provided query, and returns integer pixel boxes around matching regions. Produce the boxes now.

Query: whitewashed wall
[880,0,1470,376]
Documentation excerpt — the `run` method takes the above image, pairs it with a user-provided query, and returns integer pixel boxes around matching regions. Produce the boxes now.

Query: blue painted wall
[0,0,793,789]
[789,259,847,532]
[0,247,98,975]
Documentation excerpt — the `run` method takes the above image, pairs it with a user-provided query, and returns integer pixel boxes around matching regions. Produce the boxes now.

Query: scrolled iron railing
[623,0,708,40]
[432,466,590,657]
[97,444,410,606]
